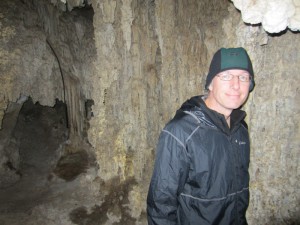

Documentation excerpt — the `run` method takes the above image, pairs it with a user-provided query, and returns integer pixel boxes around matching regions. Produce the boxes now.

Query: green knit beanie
[205,47,255,91]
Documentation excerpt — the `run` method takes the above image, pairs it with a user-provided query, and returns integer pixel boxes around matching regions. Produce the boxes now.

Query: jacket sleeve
[147,129,190,225]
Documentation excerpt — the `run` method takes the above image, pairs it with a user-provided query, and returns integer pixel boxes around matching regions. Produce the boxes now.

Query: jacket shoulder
[163,110,201,141]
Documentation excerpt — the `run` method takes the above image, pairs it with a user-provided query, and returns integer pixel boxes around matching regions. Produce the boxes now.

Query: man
[147,47,255,225]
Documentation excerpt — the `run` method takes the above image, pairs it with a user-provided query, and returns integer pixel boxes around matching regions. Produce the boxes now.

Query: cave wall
[245,32,300,224]
[0,0,299,224]
[90,0,299,224]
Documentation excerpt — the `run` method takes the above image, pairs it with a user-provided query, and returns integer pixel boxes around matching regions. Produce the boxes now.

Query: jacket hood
[179,95,202,111]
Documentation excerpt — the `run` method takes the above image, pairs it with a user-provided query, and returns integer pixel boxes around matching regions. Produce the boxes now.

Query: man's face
[207,69,251,116]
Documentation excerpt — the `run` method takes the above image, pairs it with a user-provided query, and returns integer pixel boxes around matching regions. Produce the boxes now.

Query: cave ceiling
[50,0,300,34]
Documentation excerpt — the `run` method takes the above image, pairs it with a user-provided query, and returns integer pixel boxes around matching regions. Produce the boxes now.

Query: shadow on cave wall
[15,97,69,176]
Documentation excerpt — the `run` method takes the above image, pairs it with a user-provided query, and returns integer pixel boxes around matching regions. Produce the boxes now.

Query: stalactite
[46,39,69,128]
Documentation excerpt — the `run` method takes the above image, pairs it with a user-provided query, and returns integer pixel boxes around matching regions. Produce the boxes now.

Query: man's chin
[226,102,244,110]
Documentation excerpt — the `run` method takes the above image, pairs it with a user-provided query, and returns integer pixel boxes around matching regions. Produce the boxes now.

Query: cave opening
[0,97,95,213]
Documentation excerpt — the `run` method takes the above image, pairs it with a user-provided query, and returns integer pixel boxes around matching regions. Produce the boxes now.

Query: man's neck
[204,98,232,119]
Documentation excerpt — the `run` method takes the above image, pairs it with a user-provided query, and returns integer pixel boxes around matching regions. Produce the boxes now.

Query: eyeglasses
[217,72,252,82]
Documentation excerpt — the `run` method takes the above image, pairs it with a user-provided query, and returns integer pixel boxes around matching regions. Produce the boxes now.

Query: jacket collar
[180,95,246,134]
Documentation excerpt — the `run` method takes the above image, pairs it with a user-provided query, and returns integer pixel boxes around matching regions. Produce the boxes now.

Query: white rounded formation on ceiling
[231,0,300,33]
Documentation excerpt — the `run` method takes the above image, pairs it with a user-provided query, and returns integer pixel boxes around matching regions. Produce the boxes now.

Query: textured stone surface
[0,0,299,224]
[244,31,300,225]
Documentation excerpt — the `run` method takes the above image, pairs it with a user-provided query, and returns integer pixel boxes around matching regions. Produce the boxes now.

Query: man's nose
[231,76,240,89]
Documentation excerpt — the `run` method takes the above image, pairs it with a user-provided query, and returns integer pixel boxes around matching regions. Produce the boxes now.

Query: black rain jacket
[147,95,250,225]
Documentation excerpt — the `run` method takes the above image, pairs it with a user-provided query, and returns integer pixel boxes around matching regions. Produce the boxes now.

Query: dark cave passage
[0,97,94,213]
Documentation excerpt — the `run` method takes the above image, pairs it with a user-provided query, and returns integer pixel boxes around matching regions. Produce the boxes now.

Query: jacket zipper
[229,134,240,225]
